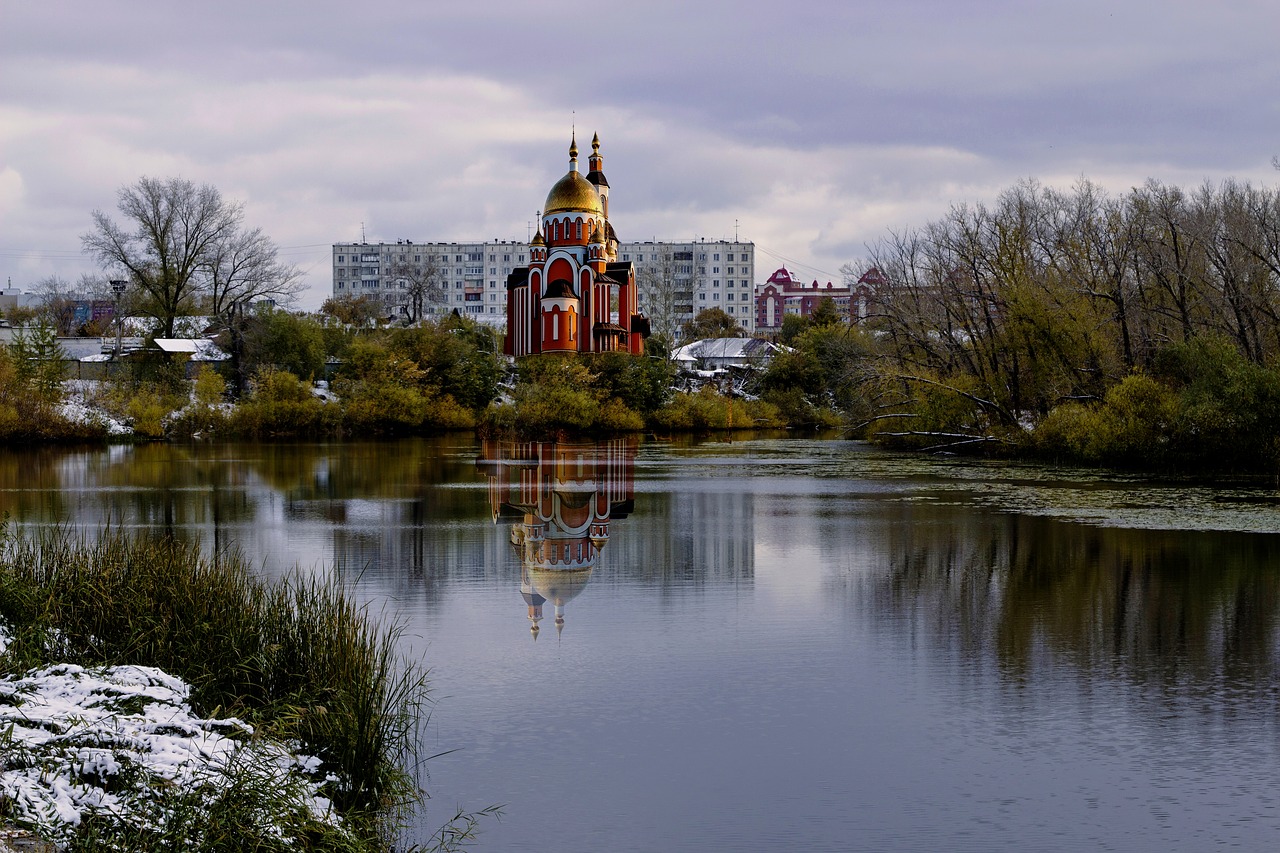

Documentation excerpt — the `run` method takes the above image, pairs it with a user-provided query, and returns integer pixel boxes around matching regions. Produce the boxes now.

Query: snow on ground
[58,381,130,436]
[0,624,344,844]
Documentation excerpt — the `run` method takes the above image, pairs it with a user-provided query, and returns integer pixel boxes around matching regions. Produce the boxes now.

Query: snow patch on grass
[0,656,345,845]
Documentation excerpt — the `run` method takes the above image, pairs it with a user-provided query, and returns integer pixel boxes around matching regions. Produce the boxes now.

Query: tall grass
[0,524,428,848]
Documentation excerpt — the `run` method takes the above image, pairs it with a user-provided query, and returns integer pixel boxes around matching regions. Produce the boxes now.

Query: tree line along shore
[9,174,1280,473]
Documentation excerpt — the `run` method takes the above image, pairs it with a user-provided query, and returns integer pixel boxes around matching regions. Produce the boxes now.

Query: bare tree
[636,246,703,342]
[385,256,444,322]
[82,177,240,337]
[202,226,304,316]
[31,275,77,335]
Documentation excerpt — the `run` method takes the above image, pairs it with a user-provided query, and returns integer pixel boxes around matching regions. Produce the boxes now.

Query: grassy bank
[0,525,427,851]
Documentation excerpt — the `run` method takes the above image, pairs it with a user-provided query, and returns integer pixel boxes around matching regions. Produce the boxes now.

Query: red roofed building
[754,266,879,332]
[504,134,649,357]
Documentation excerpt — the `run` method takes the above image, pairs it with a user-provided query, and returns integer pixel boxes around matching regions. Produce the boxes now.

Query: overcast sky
[2,0,1278,308]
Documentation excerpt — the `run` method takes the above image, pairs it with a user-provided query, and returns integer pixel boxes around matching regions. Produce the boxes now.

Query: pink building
[755,266,878,332]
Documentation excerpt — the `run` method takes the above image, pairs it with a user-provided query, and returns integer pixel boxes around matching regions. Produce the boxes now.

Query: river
[2,436,1279,851]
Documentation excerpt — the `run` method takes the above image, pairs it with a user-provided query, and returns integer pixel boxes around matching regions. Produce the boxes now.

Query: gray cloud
[1,0,1277,303]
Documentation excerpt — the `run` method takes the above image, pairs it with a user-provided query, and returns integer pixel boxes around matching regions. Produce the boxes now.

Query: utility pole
[110,280,127,359]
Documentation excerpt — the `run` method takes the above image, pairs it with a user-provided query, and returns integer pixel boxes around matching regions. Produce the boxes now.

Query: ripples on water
[2,437,1280,851]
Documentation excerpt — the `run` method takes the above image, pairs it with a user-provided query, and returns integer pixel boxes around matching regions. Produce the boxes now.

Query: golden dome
[544,170,603,216]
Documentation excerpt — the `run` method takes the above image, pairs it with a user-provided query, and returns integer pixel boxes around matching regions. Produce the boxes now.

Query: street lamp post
[110,279,127,359]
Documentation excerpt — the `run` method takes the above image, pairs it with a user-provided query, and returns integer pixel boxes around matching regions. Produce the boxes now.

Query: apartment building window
[503,254,511,262]
[337,255,345,262]
[455,282,463,290]
[489,267,496,275]
[713,279,720,286]
[699,293,706,300]
[622,254,630,261]
[415,255,421,262]
[714,253,720,260]
[727,267,735,274]
[713,267,720,274]
[726,254,735,261]
[337,282,344,289]
[699,253,706,261]
[713,293,720,301]
[727,293,734,301]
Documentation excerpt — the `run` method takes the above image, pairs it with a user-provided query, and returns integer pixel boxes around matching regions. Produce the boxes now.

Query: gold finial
[592,132,600,153]
[569,132,578,162]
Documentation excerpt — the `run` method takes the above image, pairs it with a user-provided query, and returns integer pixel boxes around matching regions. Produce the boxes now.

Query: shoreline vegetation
[0,524,467,852]
[10,174,1280,474]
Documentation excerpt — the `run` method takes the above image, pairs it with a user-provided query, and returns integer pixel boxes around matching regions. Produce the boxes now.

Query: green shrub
[125,388,172,439]
[1034,373,1178,466]
[650,387,783,431]
[231,369,339,438]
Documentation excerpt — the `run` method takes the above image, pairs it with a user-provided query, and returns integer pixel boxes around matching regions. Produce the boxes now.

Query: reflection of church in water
[476,438,637,638]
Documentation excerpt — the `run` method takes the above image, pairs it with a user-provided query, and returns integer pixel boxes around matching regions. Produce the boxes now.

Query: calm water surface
[3,437,1280,852]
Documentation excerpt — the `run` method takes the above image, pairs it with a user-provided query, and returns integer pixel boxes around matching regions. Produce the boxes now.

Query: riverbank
[0,527,426,851]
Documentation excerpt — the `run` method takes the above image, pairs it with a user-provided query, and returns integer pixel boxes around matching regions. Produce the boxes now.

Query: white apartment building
[331,240,530,324]
[331,238,754,335]
[619,240,754,338]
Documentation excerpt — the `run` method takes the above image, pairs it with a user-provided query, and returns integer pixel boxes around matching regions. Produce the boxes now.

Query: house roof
[672,337,786,364]
[154,338,230,361]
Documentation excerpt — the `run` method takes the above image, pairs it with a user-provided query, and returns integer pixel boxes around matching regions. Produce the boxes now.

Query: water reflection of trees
[863,504,1280,693]
[0,438,757,616]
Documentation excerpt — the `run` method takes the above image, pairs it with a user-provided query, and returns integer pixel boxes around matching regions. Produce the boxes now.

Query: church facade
[503,134,649,357]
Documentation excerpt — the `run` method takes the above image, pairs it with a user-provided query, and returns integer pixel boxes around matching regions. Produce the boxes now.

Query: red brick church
[503,134,649,356]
